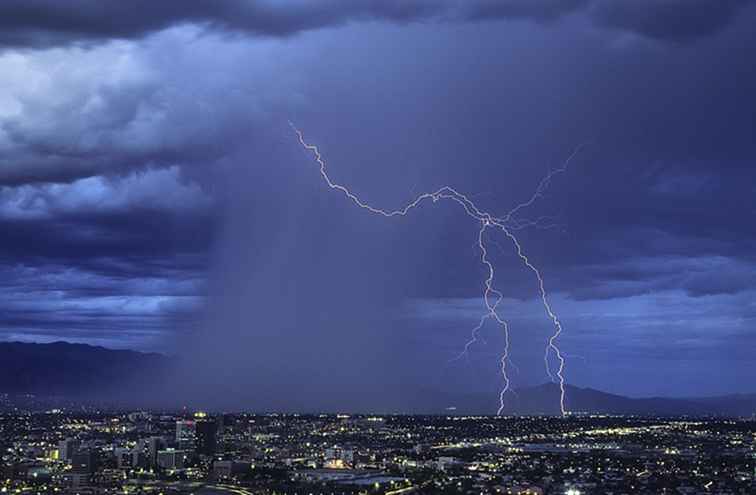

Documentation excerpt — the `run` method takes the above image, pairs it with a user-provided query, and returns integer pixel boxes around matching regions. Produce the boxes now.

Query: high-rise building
[131,450,148,469]
[147,436,166,467]
[175,420,196,450]
[71,450,98,473]
[196,419,218,456]
[113,447,132,468]
[156,449,188,470]
[58,439,79,462]
[132,439,148,468]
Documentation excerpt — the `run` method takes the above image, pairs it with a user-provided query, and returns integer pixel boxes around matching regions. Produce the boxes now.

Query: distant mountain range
[496,383,756,418]
[1,341,754,417]
[0,341,169,400]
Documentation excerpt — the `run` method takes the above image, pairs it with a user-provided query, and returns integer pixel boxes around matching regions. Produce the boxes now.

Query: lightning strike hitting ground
[291,122,580,416]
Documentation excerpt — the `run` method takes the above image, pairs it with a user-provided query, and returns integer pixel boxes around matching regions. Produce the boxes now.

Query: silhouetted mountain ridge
[1,342,754,416]
[0,341,168,399]
[496,383,756,417]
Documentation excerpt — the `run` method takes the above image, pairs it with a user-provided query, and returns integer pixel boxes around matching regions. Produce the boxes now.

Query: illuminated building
[157,449,188,470]
[148,436,167,466]
[176,420,196,450]
[324,446,356,468]
[213,460,251,479]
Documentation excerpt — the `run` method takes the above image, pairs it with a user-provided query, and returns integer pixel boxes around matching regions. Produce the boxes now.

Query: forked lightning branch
[292,123,583,416]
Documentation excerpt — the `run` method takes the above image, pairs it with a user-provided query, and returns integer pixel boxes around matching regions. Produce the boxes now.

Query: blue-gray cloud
[0,5,753,402]
[0,0,751,49]
[0,262,203,350]
[407,288,756,396]
[592,0,753,42]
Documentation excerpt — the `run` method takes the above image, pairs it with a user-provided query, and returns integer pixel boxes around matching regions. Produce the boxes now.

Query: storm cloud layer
[0,0,752,49]
[0,1,754,407]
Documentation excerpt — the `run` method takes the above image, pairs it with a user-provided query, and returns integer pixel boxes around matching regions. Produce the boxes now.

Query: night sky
[0,1,754,406]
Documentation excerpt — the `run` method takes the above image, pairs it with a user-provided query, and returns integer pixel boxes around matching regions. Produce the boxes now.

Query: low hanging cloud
[0,0,751,50]
[0,167,211,221]
[0,39,199,186]
[0,261,202,350]
[0,27,297,187]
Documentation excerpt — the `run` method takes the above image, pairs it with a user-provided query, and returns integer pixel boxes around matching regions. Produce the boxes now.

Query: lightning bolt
[291,122,580,416]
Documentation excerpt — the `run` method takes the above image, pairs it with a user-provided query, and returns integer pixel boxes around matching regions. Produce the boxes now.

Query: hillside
[1,342,753,416]
[0,341,169,399]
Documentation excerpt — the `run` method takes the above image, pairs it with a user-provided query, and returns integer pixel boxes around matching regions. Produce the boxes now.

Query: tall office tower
[195,418,218,456]
[147,436,166,466]
[58,439,80,462]
[131,449,148,469]
[156,449,188,470]
[71,450,98,473]
[113,447,132,468]
[175,420,196,450]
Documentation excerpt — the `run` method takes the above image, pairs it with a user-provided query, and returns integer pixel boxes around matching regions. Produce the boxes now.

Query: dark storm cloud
[0,0,753,403]
[0,167,213,349]
[0,54,248,187]
[0,0,437,48]
[462,0,589,21]
[0,27,283,350]
[0,192,212,321]
[0,170,216,263]
[0,260,203,350]
[0,0,750,50]
[592,0,753,42]
[0,28,295,189]
[237,19,753,401]
[564,256,756,300]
